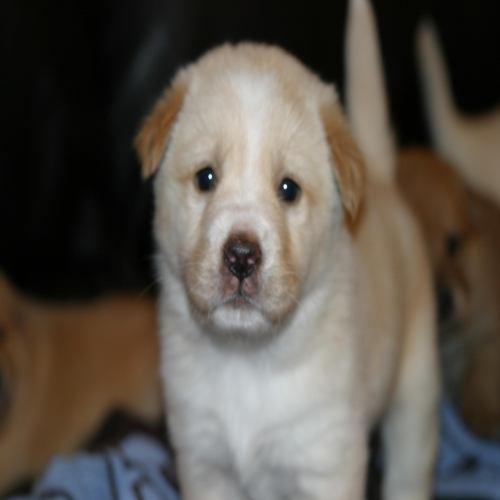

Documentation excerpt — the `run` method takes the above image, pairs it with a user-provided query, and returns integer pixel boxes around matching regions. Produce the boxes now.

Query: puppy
[398,148,500,439]
[417,22,500,205]
[397,148,474,328]
[135,0,439,498]
[460,192,500,438]
[0,274,162,493]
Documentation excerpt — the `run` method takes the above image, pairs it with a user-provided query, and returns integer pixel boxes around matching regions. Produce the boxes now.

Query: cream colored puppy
[135,0,439,498]
[418,22,500,204]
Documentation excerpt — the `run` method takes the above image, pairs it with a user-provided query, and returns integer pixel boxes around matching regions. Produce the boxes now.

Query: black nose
[437,286,454,324]
[223,234,262,281]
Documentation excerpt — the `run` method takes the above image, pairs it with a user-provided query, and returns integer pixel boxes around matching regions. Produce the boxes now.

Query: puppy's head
[136,44,364,336]
[397,148,474,328]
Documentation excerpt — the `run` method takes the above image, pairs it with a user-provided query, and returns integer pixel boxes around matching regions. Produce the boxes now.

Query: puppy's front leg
[278,433,368,500]
[309,452,367,500]
[178,456,248,500]
[382,297,440,500]
[303,469,366,500]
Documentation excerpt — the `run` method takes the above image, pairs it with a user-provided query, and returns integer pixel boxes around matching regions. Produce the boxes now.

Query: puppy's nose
[223,234,262,281]
[437,286,454,324]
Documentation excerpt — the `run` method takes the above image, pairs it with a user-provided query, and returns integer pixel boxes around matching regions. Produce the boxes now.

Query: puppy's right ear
[321,100,365,220]
[134,75,188,178]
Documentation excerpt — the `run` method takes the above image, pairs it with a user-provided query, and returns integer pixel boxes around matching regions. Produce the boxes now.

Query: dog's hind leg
[381,290,441,500]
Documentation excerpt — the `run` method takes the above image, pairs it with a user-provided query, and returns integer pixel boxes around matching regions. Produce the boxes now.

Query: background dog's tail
[345,0,395,183]
[416,21,465,162]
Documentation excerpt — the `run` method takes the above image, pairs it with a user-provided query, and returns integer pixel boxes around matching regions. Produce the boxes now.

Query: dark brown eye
[195,166,217,192]
[278,177,301,203]
[446,233,462,257]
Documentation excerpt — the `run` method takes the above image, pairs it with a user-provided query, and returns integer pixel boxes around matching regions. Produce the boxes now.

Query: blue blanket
[435,400,500,499]
[10,434,179,500]
[9,401,500,499]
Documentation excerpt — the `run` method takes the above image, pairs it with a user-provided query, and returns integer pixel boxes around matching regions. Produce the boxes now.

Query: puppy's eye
[195,167,217,192]
[446,233,462,257]
[278,177,301,203]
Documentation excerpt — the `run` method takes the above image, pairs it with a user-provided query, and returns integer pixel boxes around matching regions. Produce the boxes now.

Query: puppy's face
[136,44,364,336]
[397,149,475,328]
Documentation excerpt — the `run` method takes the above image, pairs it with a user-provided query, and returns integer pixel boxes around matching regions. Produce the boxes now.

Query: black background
[1,0,499,298]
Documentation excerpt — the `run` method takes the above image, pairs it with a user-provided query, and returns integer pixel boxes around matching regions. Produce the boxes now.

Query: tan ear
[134,79,187,178]
[321,103,365,219]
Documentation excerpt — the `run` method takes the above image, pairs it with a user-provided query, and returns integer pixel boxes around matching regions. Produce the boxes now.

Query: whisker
[138,278,160,297]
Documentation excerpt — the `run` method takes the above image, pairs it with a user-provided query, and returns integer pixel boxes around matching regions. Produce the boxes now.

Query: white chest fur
[160,279,366,499]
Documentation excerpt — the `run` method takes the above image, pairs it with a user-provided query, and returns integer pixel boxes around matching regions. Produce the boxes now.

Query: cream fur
[138,1,439,498]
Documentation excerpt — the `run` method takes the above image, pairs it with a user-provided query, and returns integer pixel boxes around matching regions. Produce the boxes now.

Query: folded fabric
[9,403,500,500]
[9,434,179,500]
[435,400,500,499]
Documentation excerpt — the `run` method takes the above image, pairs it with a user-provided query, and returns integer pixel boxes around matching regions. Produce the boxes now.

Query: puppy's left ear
[321,102,365,219]
[134,73,188,178]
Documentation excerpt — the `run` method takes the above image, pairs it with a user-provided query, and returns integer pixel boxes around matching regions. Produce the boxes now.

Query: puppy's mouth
[219,232,261,300]
[221,288,259,310]
[185,231,299,333]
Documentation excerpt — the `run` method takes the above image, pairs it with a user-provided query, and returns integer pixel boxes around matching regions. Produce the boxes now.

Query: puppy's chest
[182,355,303,453]
[168,347,338,492]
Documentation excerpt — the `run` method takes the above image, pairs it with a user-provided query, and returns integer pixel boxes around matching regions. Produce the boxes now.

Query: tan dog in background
[0,274,162,494]
[135,0,439,498]
[417,23,500,205]
[398,147,500,439]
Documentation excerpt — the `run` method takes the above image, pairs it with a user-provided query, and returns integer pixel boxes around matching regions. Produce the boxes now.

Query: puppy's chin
[207,302,272,337]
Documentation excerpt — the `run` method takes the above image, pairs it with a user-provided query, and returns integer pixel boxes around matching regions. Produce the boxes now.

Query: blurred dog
[0,274,162,493]
[135,0,438,498]
[417,22,500,205]
[398,147,500,439]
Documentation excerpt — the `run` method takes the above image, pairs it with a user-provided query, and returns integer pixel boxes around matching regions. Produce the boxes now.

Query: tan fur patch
[135,78,187,178]
[0,274,161,493]
[321,104,365,221]
[398,147,500,438]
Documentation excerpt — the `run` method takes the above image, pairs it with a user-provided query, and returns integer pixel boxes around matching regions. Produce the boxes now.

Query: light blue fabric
[435,400,500,499]
[9,404,500,499]
[9,434,179,500]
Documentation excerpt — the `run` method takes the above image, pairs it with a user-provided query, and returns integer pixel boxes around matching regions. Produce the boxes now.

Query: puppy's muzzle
[223,233,262,282]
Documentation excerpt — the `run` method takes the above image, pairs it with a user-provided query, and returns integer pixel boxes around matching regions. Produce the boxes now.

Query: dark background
[1,0,499,299]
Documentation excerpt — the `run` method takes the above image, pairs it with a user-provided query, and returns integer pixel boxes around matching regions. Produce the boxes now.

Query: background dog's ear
[134,76,188,178]
[321,103,365,219]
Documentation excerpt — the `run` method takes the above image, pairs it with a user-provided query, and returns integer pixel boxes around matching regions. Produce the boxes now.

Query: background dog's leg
[381,293,440,500]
